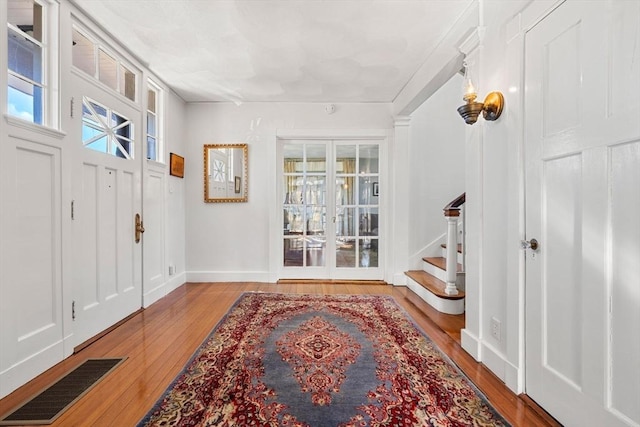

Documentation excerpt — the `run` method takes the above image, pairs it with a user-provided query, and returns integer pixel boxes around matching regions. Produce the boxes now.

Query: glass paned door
[336,144,379,269]
[283,143,327,267]
[281,140,381,279]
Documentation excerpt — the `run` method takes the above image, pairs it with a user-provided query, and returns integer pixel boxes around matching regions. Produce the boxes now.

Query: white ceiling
[72,0,473,103]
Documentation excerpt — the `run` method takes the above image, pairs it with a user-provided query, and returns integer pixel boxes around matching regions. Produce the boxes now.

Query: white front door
[279,140,383,280]
[70,74,143,346]
[524,1,640,426]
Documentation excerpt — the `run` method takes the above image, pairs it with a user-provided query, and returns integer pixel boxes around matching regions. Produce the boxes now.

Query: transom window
[72,27,137,102]
[82,97,134,159]
[7,0,45,124]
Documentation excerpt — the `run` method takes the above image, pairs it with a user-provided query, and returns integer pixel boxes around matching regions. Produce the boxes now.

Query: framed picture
[373,182,379,197]
[170,153,184,178]
[234,176,242,193]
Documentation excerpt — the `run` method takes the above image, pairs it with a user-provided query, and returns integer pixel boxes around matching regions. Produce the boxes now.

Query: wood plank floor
[0,282,560,426]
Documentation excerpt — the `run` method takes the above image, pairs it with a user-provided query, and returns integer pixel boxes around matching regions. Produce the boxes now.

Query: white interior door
[279,140,382,280]
[70,74,143,346]
[524,1,640,426]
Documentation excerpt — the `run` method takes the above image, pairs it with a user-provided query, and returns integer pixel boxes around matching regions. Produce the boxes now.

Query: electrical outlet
[490,317,501,341]
[168,265,175,276]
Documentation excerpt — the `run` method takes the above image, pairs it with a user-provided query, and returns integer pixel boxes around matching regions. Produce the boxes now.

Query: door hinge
[71,200,75,220]
[70,97,74,118]
[72,300,76,321]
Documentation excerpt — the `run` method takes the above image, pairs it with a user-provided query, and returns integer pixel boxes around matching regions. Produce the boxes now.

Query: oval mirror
[204,143,248,203]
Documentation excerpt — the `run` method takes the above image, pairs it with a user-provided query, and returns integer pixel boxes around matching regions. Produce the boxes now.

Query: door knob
[521,238,539,251]
[135,213,145,243]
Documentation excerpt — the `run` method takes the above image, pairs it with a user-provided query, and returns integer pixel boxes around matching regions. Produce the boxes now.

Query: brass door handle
[135,213,145,243]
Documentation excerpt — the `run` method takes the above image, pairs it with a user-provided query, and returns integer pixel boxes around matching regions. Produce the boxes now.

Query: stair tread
[440,243,463,253]
[423,257,463,272]
[405,270,465,300]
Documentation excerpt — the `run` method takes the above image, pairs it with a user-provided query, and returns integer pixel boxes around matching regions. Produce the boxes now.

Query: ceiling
[71,0,473,103]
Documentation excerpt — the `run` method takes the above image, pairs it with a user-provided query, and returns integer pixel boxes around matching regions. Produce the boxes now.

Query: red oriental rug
[138,293,509,426]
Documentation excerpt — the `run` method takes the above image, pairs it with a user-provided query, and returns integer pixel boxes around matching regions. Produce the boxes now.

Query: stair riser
[422,261,447,281]
[441,248,464,264]
[406,278,465,315]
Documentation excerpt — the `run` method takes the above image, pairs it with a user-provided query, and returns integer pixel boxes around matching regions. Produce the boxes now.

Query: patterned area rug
[138,293,509,426]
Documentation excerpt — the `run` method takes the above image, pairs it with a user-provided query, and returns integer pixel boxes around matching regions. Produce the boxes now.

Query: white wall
[184,103,393,281]
[408,73,466,267]
[459,0,533,393]
[165,91,188,288]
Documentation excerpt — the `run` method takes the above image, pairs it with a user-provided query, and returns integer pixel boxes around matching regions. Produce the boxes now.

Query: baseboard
[0,340,64,399]
[481,341,520,394]
[142,272,186,308]
[186,270,271,282]
[461,328,481,360]
[392,272,407,286]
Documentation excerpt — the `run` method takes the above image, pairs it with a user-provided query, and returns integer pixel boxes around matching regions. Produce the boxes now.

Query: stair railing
[443,193,465,295]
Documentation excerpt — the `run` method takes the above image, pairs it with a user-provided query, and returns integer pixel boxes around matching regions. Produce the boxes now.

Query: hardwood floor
[0,282,560,426]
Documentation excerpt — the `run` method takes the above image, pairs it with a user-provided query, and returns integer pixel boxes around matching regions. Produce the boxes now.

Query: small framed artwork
[234,176,242,193]
[373,182,379,197]
[170,153,184,178]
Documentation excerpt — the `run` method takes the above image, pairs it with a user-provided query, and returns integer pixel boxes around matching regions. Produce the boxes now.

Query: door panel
[610,141,640,421]
[143,170,166,299]
[0,141,65,397]
[525,2,640,426]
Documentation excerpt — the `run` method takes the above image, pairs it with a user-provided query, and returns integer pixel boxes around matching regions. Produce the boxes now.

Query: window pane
[284,144,303,163]
[335,207,354,237]
[147,89,156,113]
[147,113,156,136]
[306,144,326,173]
[8,0,42,41]
[359,238,378,267]
[85,135,108,153]
[336,145,356,173]
[8,75,42,124]
[284,205,304,233]
[359,207,378,236]
[359,177,378,205]
[120,65,135,101]
[336,176,355,205]
[115,135,132,158]
[306,237,326,267]
[304,176,326,205]
[359,145,379,174]
[72,29,95,76]
[147,136,157,161]
[284,237,303,267]
[98,49,117,90]
[306,206,325,236]
[336,238,356,268]
[8,28,42,83]
[82,123,105,142]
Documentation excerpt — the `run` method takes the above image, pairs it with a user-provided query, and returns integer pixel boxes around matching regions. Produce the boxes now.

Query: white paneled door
[70,74,143,347]
[525,1,640,426]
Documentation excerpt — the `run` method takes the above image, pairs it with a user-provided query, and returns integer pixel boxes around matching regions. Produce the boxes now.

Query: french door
[279,140,382,280]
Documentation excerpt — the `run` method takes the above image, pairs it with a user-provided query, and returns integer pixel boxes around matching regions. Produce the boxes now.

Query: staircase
[405,193,465,315]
